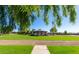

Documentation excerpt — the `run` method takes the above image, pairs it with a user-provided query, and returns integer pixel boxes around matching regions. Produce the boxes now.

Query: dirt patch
[0,40,79,46]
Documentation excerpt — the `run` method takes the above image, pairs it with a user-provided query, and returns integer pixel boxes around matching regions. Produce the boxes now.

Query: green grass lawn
[0,34,79,40]
[48,46,79,54]
[0,45,33,54]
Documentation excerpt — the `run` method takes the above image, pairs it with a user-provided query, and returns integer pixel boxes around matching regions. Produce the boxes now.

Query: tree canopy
[50,25,57,33]
[0,5,77,33]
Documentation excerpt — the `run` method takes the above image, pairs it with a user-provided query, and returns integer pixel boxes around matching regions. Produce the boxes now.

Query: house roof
[33,30,47,33]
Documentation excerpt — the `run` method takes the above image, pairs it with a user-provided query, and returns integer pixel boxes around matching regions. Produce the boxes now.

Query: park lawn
[0,45,33,54]
[0,34,79,40]
[48,46,79,54]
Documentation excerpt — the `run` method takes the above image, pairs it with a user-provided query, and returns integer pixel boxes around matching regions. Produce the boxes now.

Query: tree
[43,5,76,26]
[8,5,40,32]
[31,29,36,35]
[0,5,77,33]
[50,25,57,33]
[8,5,76,32]
[38,29,42,31]
[0,6,15,33]
[64,30,67,34]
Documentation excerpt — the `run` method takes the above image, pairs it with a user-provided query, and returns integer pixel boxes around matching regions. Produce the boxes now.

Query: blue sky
[30,6,79,33]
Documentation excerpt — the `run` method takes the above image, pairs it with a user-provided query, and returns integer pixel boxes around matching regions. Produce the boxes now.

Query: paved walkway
[0,40,79,46]
[31,45,49,54]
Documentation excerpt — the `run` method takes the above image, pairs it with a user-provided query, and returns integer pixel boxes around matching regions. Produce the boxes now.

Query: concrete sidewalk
[32,45,50,54]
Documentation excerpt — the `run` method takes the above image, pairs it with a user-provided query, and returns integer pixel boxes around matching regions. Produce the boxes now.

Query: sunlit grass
[0,45,33,54]
[48,46,79,54]
[0,34,79,40]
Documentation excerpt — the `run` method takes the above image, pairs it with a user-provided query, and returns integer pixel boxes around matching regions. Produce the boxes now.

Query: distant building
[31,30,48,36]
